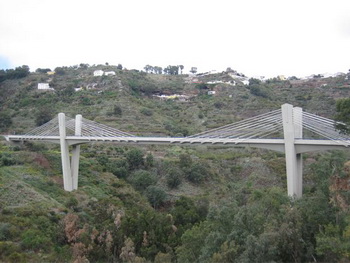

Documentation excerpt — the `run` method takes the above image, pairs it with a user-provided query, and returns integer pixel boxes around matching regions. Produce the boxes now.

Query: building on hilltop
[93,70,104,76]
[38,83,54,90]
[104,71,116,76]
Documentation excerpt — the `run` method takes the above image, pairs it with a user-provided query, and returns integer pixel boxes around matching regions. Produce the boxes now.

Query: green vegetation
[335,97,350,134]
[0,64,349,262]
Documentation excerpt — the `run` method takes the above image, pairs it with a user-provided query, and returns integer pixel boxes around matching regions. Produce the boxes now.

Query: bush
[179,154,192,168]
[166,168,182,189]
[110,166,128,178]
[36,68,51,73]
[0,223,17,241]
[0,153,16,166]
[113,105,123,116]
[186,162,210,184]
[35,108,53,126]
[0,242,20,259]
[54,67,66,75]
[108,159,129,178]
[21,229,51,251]
[129,170,156,191]
[146,186,167,208]
[126,148,144,170]
[249,86,268,98]
[65,197,78,209]
[140,108,153,116]
[0,111,12,132]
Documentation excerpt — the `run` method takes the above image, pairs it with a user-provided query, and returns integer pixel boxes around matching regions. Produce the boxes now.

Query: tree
[163,65,179,75]
[113,105,123,116]
[179,65,184,74]
[154,66,162,74]
[146,186,167,208]
[35,108,53,126]
[129,170,156,191]
[35,68,51,73]
[166,168,182,189]
[117,64,123,70]
[126,148,144,170]
[335,98,350,134]
[0,111,12,132]
[54,67,66,75]
[144,65,153,73]
[190,67,197,74]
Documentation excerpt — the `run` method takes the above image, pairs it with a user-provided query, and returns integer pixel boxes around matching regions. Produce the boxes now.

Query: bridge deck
[5,135,349,154]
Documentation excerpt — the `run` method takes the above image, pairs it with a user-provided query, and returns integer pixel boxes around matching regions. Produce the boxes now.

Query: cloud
[1,0,350,77]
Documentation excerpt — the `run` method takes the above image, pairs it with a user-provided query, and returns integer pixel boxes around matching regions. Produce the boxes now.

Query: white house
[38,83,54,90]
[93,70,104,76]
[241,80,250,85]
[208,91,216,95]
[104,71,116,76]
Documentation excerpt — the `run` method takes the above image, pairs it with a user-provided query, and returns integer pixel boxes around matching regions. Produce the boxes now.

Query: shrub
[179,154,192,168]
[140,108,153,116]
[0,223,17,241]
[186,162,210,184]
[129,170,156,191]
[35,108,53,126]
[214,101,224,109]
[126,148,144,170]
[21,229,51,251]
[8,252,26,263]
[0,153,16,166]
[0,111,12,132]
[54,67,66,75]
[96,155,109,167]
[0,242,20,259]
[166,168,182,189]
[145,153,154,168]
[146,186,167,208]
[110,166,128,179]
[113,105,123,116]
[65,197,78,209]
[249,86,268,98]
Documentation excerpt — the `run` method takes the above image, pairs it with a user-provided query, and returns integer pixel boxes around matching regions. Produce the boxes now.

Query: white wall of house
[38,83,53,90]
[93,70,104,76]
[105,71,116,76]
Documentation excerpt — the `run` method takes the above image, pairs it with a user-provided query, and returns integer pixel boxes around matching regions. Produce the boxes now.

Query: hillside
[0,64,350,262]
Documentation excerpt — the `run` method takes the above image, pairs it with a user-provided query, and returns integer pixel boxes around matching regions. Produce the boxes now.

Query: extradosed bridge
[4,104,350,198]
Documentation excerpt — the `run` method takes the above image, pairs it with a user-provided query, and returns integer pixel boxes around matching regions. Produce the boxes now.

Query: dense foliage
[0,65,30,82]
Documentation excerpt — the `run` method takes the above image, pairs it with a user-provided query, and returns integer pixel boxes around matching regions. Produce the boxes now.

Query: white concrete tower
[282,104,303,198]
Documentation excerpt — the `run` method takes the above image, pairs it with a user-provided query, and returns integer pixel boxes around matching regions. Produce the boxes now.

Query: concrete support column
[282,104,302,198]
[58,113,73,191]
[71,114,82,190]
[293,107,303,198]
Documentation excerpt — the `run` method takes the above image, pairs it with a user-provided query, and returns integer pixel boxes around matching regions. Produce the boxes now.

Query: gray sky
[1,0,350,78]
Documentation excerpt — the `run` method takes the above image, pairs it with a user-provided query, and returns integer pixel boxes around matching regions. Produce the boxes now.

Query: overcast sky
[1,0,350,78]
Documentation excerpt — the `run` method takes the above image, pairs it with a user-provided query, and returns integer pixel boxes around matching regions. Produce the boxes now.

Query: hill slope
[0,65,350,262]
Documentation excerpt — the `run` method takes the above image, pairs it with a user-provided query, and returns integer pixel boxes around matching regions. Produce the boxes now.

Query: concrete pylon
[58,113,83,191]
[282,104,303,198]
[58,113,73,191]
[71,115,82,190]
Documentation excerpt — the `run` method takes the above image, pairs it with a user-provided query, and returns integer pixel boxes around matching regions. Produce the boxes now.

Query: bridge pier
[58,113,82,191]
[282,104,303,198]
